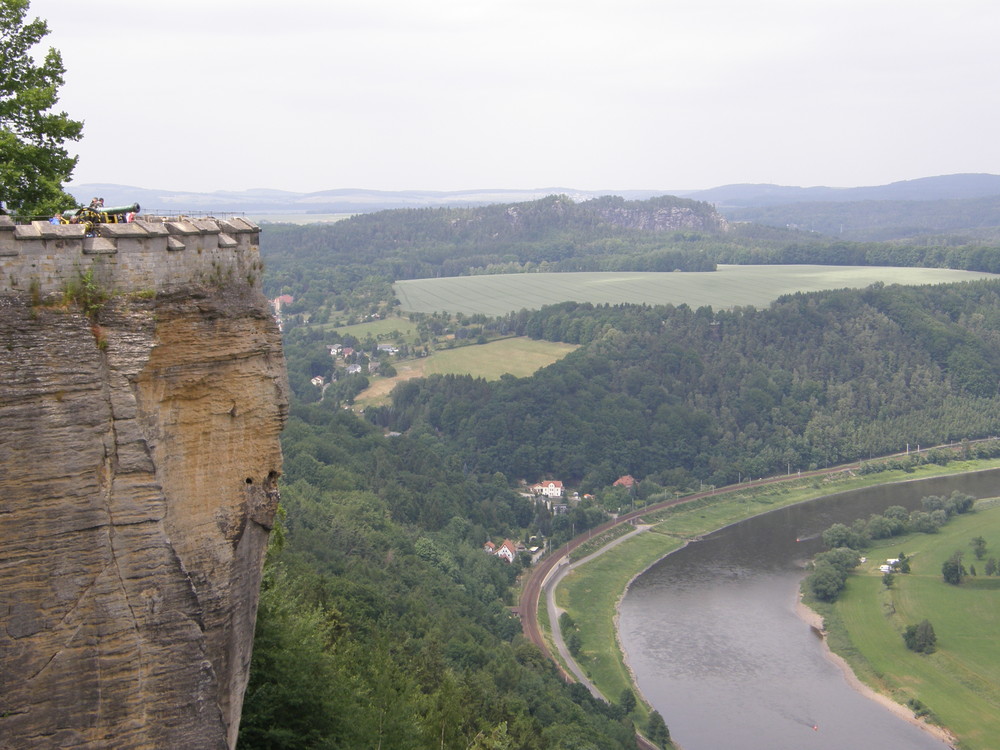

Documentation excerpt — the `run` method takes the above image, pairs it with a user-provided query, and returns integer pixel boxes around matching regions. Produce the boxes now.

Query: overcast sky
[27,0,1000,194]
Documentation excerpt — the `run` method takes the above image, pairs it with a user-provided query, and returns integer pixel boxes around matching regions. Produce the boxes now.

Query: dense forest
[241,194,1000,749]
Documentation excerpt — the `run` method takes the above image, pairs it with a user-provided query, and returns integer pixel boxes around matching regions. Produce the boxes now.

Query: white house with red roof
[495,539,517,563]
[530,480,564,498]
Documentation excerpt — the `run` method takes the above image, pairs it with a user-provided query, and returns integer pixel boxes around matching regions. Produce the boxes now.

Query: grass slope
[355,337,578,406]
[393,265,999,316]
[826,505,1000,749]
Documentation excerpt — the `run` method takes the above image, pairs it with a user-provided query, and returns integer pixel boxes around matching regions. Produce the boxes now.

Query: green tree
[807,561,847,602]
[646,710,670,748]
[942,551,965,585]
[903,619,937,654]
[618,687,636,715]
[0,0,83,216]
[971,535,988,560]
[821,523,865,551]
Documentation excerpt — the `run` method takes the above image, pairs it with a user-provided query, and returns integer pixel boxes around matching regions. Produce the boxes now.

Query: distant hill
[68,173,1000,241]
[687,174,1000,241]
[64,184,673,217]
[687,173,1000,208]
[724,195,1000,242]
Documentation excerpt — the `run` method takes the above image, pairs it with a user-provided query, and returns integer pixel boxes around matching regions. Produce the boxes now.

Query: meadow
[822,503,1000,749]
[393,265,999,316]
[354,337,578,407]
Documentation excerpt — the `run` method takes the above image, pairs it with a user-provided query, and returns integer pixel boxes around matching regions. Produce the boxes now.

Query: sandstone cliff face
[0,277,287,748]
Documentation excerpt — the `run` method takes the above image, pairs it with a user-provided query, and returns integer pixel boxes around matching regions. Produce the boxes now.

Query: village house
[496,539,517,563]
[531,480,564,499]
[613,475,636,490]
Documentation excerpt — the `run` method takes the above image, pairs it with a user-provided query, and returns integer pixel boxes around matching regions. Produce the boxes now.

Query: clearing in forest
[354,337,578,407]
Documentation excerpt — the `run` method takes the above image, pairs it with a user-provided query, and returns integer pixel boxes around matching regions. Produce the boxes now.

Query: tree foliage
[903,620,937,654]
[645,711,670,748]
[971,535,988,560]
[942,551,966,585]
[0,0,82,216]
[240,400,637,749]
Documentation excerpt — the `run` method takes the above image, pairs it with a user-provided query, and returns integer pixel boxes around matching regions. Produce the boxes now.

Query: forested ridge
[367,281,1000,491]
[242,194,1000,749]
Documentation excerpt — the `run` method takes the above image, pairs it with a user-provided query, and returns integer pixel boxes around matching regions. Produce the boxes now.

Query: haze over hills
[67,174,1000,242]
[67,173,1000,217]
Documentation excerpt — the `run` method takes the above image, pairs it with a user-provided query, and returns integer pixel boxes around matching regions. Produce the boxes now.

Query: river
[617,470,1000,749]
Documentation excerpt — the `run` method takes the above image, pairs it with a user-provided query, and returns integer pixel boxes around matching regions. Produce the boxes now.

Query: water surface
[619,471,999,749]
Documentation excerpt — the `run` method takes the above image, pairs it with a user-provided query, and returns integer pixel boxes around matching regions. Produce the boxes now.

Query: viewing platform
[0,213,262,297]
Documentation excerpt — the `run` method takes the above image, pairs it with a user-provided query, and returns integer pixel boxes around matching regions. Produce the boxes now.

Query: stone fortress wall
[0,214,262,296]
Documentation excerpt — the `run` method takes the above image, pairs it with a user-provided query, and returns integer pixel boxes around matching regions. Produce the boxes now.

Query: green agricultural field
[354,337,578,407]
[393,265,999,316]
[827,504,1000,749]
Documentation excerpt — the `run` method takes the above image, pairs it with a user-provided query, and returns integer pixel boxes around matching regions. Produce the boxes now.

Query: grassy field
[821,505,1000,749]
[354,337,578,407]
[393,265,999,316]
[549,458,1000,738]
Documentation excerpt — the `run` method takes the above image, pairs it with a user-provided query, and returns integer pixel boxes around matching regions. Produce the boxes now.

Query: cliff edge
[0,216,288,749]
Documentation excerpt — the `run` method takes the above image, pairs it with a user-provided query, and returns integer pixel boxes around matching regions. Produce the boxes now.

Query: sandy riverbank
[795,598,957,748]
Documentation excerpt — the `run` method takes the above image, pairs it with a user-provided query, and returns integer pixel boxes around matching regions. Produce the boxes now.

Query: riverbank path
[544,524,653,699]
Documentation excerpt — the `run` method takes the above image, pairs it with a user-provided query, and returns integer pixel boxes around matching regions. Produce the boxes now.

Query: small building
[483,541,496,554]
[613,475,637,489]
[310,376,325,387]
[496,539,517,563]
[531,480,564,499]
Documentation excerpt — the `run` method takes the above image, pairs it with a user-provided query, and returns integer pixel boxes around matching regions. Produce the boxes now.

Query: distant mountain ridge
[64,184,673,216]
[690,173,1000,208]
[67,173,1000,218]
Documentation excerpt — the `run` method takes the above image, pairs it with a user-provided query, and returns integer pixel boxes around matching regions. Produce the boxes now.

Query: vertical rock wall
[0,241,288,749]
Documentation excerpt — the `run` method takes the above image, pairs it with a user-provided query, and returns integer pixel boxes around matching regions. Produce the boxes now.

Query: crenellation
[0,216,262,296]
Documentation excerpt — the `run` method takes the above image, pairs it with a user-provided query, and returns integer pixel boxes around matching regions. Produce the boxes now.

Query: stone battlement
[0,214,262,296]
